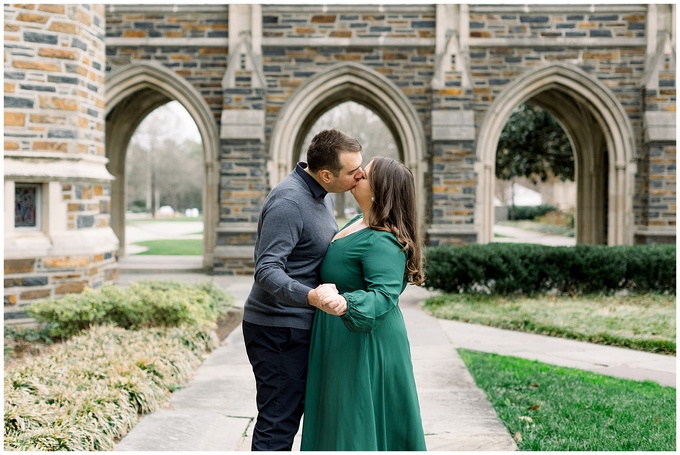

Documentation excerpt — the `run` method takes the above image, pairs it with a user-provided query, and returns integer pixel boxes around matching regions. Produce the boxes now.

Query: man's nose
[356,168,365,180]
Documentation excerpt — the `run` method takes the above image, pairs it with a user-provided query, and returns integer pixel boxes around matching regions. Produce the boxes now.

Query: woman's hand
[308,283,347,316]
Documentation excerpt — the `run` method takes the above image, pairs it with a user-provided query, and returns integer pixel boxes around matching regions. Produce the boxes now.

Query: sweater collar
[295,162,327,199]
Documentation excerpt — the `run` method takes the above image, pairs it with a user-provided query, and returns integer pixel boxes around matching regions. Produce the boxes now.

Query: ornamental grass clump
[5,280,232,451]
[4,324,218,451]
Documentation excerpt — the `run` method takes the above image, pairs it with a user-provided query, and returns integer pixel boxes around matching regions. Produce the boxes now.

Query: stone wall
[105,5,229,123]
[4,4,675,289]
[4,4,117,321]
[260,6,437,142]
[214,5,439,272]
[638,35,676,242]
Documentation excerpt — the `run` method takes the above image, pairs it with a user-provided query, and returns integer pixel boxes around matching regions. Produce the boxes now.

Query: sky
[162,101,202,143]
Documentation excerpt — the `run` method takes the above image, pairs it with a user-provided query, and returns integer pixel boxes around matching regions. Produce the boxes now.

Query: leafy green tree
[496,103,574,184]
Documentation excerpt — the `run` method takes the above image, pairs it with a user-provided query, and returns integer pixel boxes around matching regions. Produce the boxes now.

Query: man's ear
[319,169,333,183]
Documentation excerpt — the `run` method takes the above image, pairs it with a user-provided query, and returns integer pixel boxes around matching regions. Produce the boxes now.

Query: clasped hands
[309,283,347,316]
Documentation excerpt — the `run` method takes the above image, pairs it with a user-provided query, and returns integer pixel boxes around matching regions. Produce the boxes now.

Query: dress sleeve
[340,232,407,333]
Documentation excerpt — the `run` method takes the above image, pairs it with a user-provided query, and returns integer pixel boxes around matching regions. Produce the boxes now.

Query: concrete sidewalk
[493,224,576,246]
[115,262,675,451]
[115,272,517,451]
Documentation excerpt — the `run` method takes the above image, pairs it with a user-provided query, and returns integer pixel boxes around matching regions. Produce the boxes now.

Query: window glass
[15,183,40,229]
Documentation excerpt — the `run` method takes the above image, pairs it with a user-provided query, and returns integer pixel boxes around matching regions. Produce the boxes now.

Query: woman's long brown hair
[366,156,425,286]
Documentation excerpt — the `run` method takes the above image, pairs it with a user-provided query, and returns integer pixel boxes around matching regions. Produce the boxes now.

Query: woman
[301,156,427,451]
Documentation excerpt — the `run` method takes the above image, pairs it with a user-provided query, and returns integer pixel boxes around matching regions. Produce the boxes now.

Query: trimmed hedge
[424,243,676,295]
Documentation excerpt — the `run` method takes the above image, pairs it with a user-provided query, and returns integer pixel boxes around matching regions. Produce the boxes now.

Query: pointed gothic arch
[475,63,636,245]
[105,62,220,268]
[268,62,428,214]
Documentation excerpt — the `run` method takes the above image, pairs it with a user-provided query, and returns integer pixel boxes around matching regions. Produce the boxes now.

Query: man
[242,129,364,451]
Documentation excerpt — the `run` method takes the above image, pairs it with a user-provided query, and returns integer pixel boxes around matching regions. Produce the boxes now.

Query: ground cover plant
[5,325,216,450]
[4,280,233,451]
[4,324,54,362]
[459,349,676,451]
[423,293,675,355]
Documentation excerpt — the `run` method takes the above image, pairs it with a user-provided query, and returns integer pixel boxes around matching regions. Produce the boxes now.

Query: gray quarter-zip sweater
[243,164,337,330]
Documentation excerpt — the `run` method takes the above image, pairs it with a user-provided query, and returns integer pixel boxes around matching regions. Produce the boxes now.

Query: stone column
[428,4,479,245]
[214,5,266,274]
[637,4,676,244]
[4,4,118,320]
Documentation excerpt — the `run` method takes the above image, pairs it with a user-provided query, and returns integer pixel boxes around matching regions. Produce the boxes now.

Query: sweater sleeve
[340,232,407,333]
[253,197,313,307]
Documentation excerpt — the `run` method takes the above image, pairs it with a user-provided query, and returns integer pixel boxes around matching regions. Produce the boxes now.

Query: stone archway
[475,63,636,245]
[268,62,428,215]
[106,62,220,268]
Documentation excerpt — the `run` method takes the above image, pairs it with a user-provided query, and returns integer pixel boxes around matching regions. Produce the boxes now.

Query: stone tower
[4,4,118,321]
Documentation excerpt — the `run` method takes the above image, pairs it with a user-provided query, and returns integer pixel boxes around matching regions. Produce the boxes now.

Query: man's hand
[308,283,347,316]
[307,283,336,308]
[320,293,347,316]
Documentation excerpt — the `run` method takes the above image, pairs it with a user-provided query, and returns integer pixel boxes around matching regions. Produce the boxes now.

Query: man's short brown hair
[306,129,362,175]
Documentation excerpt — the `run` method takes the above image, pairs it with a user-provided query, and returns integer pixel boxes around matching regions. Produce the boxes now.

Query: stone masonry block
[5,259,36,275]
[4,113,26,126]
[19,289,51,300]
[644,112,676,142]
[432,110,475,141]
[221,109,265,141]
[55,281,86,295]
[17,13,50,24]
[43,256,91,268]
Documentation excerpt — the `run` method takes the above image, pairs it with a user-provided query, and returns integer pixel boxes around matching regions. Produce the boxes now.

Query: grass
[459,349,676,451]
[126,216,203,223]
[423,293,676,355]
[133,239,203,255]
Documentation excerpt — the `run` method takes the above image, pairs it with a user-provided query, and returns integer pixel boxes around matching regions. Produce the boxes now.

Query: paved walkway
[115,260,675,452]
[493,224,576,246]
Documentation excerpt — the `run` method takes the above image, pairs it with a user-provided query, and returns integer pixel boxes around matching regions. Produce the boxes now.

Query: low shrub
[424,243,675,295]
[4,324,217,451]
[508,204,558,221]
[26,280,233,339]
[536,210,574,228]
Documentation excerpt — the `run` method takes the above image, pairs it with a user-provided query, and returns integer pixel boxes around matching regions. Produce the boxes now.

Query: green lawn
[126,216,203,224]
[132,239,203,255]
[459,349,676,451]
[423,293,676,355]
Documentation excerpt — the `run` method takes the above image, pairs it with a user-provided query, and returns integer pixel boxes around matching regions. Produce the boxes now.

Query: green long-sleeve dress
[301,216,427,451]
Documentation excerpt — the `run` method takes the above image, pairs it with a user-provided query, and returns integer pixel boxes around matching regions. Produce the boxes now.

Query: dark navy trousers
[242,320,311,451]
